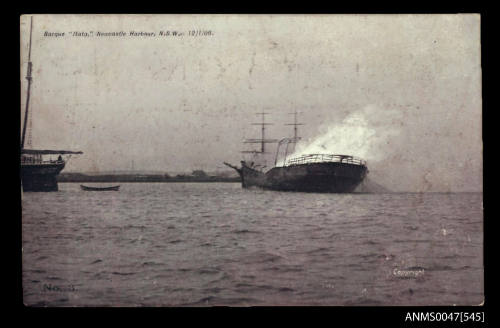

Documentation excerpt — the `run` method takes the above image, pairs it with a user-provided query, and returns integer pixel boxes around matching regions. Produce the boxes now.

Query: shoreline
[57,173,240,183]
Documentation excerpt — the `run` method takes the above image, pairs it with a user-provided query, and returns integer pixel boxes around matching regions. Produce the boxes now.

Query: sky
[20,14,482,192]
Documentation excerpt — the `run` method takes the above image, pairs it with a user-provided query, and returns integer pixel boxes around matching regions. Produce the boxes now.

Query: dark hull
[21,162,65,192]
[80,185,120,191]
[239,161,367,193]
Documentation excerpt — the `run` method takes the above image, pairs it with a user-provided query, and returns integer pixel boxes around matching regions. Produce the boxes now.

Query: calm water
[22,183,483,306]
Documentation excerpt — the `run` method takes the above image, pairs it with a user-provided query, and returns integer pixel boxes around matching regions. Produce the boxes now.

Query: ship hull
[240,161,367,193]
[21,162,65,192]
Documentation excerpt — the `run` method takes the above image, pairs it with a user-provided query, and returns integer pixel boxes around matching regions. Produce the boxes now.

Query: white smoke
[289,104,403,163]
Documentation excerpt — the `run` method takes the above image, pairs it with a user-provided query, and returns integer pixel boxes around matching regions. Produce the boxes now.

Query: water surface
[22,183,483,306]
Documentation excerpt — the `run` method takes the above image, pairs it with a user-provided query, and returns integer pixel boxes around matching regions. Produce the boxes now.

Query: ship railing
[21,157,64,165]
[284,154,366,167]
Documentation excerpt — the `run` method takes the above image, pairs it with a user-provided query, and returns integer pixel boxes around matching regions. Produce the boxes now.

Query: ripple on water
[184,296,261,306]
[262,265,303,273]
[231,229,260,234]
[111,271,137,276]
[141,261,164,267]
[196,267,221,275]
[22,185,483,306]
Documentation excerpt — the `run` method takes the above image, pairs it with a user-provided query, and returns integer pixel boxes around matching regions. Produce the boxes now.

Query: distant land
[59,170,393,193]
[58,170,240,183]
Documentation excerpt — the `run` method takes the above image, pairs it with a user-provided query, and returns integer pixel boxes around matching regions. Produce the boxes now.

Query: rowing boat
[80,185,120,191]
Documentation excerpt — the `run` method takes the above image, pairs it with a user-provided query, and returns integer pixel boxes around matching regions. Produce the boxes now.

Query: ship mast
[21,16,34,150]
[242,112,277,154]
[20,16,83,159]
[274,110,305,166]
[285,110,304,149]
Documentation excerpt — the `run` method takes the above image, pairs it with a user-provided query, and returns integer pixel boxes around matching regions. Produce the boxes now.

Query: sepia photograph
[20,14,483,307]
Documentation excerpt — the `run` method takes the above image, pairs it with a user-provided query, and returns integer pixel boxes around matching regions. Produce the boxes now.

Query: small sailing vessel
[20,16,83,192]
[80,185,120,191]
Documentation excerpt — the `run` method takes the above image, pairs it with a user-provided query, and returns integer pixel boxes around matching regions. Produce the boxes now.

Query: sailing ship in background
[21,16,82,192]
[225,111,368,193]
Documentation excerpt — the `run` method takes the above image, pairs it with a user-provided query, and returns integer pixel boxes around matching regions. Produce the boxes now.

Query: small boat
[80,185,120,191]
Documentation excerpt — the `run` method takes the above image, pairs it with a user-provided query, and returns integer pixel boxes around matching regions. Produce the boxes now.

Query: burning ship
[20,17,82,192]
[224,112,368,193]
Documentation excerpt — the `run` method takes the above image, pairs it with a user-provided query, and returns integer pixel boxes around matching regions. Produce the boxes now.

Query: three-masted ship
[20,17,82,192]
[225,112,368,193]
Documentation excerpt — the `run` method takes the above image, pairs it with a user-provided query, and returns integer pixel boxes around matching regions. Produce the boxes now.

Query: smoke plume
[284,105,407,192]
[291,105,403,162]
